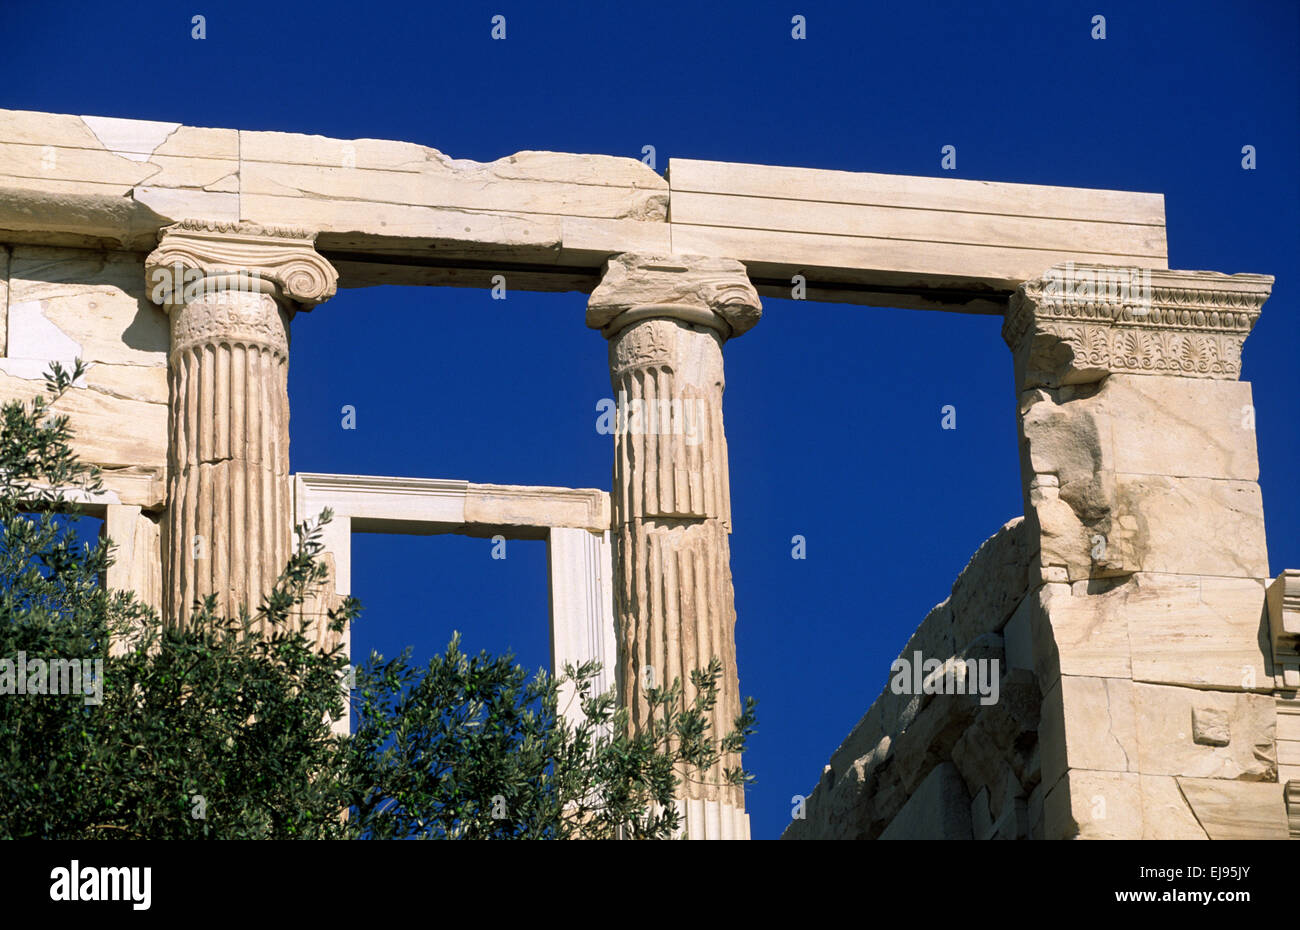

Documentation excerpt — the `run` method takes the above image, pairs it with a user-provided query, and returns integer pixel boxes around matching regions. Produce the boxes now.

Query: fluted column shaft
[146,220,337,630]
[165,290,291,626]
[588,253,761,838]
[610,318,740,802]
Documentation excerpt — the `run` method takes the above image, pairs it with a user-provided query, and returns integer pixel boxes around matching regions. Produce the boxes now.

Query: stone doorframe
[291,472,616,734]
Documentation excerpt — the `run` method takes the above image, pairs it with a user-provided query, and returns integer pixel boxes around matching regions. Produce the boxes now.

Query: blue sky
[4,0,1297,840]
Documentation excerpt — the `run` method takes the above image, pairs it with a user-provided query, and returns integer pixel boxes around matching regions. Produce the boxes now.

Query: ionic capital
[144,219,338,312]
[586,253,761,340]
[1003,264,1272,388]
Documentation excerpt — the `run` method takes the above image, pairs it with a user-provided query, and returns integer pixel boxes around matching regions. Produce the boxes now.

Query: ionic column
[587,253,760,840]
[145,221,337,631]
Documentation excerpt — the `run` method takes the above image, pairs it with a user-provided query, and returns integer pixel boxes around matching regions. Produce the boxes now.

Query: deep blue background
[5,0,1296,839]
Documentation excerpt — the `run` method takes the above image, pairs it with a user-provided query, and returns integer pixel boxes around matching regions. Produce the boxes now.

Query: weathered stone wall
[782,518,1042,840]
[786,512,1287,840]
[1009,375,1285,839]
[788,266,1293,841]
[0,243,168,508]
[0,244,168,617]
[1008,269,1287,840]
[0,243,170,619]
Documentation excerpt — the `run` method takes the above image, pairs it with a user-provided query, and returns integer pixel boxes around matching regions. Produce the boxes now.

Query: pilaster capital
[144,219,338,312]
[1003,264,1272,388]
[586,253,761,340]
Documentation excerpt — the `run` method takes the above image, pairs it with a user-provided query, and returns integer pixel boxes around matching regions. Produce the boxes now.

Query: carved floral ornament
[144,219,339,311]
[1003,264,1273,382]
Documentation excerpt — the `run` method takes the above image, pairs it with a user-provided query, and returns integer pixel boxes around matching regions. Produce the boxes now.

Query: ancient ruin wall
[0,243,167,610]
[782,518,1040,840]
[787,268,1294,841]
[0,245,167,499]
[4,110,1295,842]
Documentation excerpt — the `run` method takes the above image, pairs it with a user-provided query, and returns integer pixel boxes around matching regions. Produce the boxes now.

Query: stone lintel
[144,219,338,311]
[587,252,761,339]
[293,472,610,535]
[465,483,610,535]
[1003,265,1273,387]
